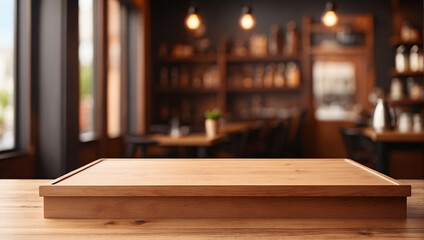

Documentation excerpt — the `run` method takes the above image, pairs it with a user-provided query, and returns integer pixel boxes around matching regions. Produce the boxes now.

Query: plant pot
[205,119,219,138]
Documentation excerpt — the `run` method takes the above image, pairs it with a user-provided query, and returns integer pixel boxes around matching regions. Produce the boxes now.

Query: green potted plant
[0,90,10,138]
[204,109,221,138]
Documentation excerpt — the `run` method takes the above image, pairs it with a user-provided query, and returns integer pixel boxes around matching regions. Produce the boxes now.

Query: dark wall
[151,0,423,89]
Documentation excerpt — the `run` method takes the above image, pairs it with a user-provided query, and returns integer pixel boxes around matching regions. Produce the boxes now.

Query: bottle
[254,64,264,87]
[286,62,300,88]
[269,24,280,55]
[274,63,286,87]
[413,114,422,132]
[170,67,179,87]
[159,67,169,87]
[389,78,403,100]
[395,45,408,73]
[285,21,299,55]
[180,66,190,88]
[409,45,420,72]
[263,64,276,88]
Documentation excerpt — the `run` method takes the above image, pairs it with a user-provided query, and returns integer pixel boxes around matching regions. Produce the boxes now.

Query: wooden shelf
[311,45,366,55]
[310,24,369,34]
[387,98,424,106]
[390,68,424,77]
[154,87,219,94]
[226,54,301,63]
[227,87,300,93]
[389,36,422,47]
[156,55,217,63]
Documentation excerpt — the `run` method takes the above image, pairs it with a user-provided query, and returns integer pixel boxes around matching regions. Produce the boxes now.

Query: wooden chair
[284,109,308,157]
[339,127,376,168]
[125,135,158,158]
[268,119,291,157]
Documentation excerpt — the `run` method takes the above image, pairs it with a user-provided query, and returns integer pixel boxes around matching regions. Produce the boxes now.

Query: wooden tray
[39,158,411,219]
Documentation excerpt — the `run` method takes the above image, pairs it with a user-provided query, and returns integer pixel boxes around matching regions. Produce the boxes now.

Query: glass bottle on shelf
[191,67,202,88]
[242,64,254,88]
[269,24,281,55]
[254,64,264,87]
[390,78,404,100]
[263,64,276,88]
[285,21,299,55]
[395,45,408,73]
[180,66,190,88]
[286,62,300,88]
[409,45,422,72]
[159,66,169,87]
[170,67,179,87]
[274,63,286,87]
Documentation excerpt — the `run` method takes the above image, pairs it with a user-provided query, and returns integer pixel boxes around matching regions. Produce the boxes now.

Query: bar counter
[0,179,423,239]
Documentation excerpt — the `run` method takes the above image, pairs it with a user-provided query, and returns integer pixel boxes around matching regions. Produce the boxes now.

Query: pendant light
[185,6,201,30]
[239,5,255,30]
[322,2,338,27]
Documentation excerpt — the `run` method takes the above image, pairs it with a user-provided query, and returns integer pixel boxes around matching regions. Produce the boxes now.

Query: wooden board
[363,128,424,142]
[39,158,411,219]
[149,133,225,146]
[3,180,424,239]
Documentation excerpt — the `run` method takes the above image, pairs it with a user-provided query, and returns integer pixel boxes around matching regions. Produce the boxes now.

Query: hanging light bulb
[239,6,255,30]
[185,6,201,30]
[322,2,338,27]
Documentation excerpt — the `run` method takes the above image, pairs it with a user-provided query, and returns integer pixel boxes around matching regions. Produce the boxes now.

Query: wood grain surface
[363,128,424,142]
[0,179,423,239]
[38,159,410,219]
[40,159,410,197]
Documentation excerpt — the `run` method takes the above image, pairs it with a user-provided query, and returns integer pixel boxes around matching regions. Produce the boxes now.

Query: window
[107,0,121,138]
[79,0,95,140]
[0,0,16,151]
[313,60,356,121]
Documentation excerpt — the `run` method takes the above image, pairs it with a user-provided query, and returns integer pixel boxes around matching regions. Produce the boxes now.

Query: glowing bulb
[322,10,338,27]
[321,2,338,27]
[239,6,255,30]
[185,7,201,30]
[240,13,255,30]
[186,13,200,30]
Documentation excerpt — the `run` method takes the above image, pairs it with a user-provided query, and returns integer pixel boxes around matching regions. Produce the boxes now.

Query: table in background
[363,128,424,174]
[1,179,423,239]
[149,133,226,157]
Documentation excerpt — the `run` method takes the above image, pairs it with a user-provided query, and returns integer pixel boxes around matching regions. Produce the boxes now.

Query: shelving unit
[151,40,305,125]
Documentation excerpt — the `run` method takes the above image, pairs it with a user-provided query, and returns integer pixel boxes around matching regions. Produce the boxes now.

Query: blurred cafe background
[0,0,423,179]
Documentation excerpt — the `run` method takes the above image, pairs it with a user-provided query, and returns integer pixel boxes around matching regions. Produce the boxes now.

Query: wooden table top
[1,179,423,239]
[363,128,424,142]
[219,121,254,134]
[40,159,409,197]
[149,133,226,147]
